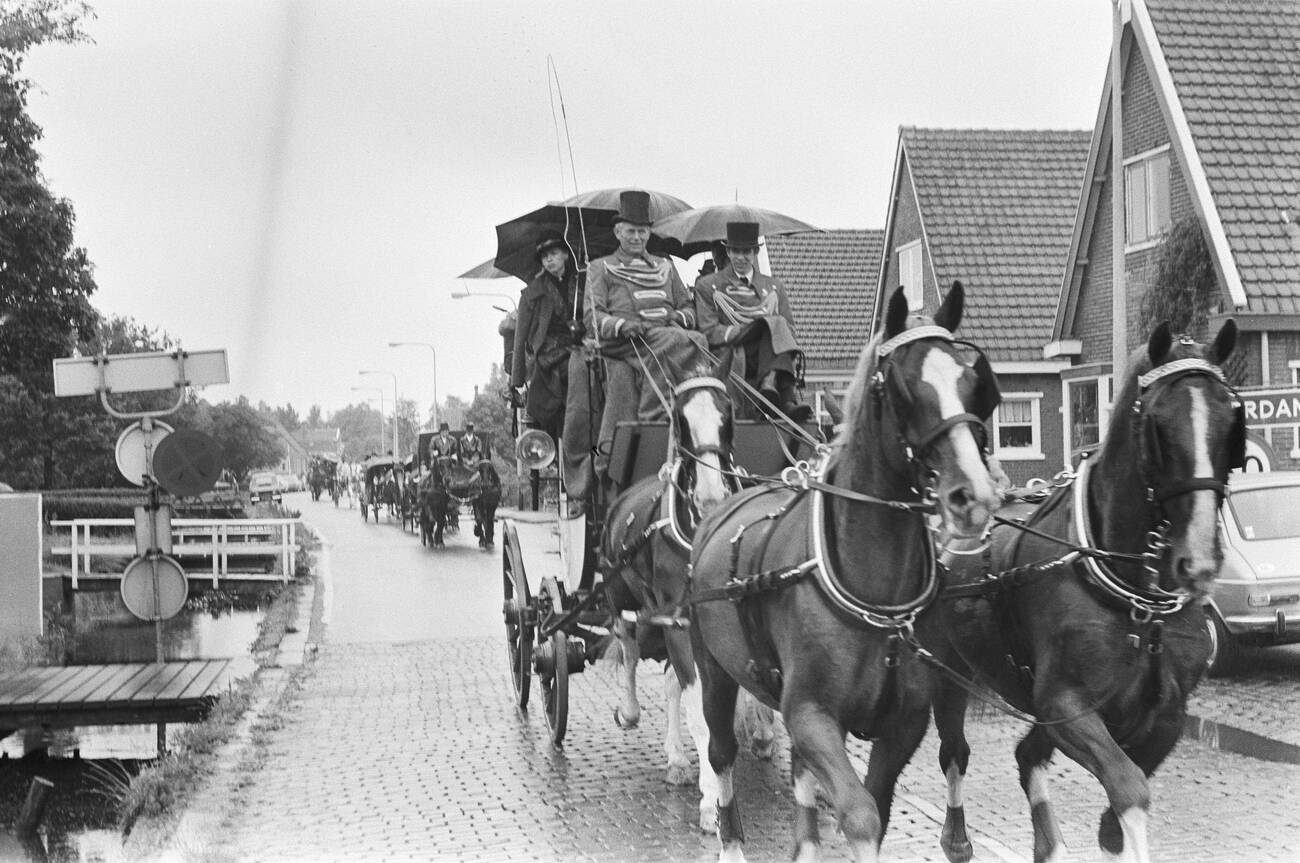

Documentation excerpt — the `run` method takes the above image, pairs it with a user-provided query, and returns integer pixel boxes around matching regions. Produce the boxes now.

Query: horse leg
[785,702,881,863]
[1096,709,1183,860]
[1015,726,1067,863]
[611,616,641,729]
[861,699,930,842]
[790,749,822,863]
[663,670,693,786]
[933,674,974,863]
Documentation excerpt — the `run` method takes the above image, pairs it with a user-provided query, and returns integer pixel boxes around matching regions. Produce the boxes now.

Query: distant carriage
[414,431,500,549]
[360,456,403,523]
[306,454,339,503]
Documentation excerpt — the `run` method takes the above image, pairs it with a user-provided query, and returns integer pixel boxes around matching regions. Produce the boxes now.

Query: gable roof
[1143,0,1300,314]
[881,127,1092,361]
[766,229,884,371]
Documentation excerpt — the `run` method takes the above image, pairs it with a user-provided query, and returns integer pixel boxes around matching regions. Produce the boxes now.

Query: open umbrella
[492,204,619,282]
[652,203,821,259]
[561,187,693,223]
[457,257,514,279]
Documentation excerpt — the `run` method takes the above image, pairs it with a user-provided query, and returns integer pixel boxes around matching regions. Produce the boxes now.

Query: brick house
[1054,0,1300,470]
[765,229,885,421]
[869,127,1092,485]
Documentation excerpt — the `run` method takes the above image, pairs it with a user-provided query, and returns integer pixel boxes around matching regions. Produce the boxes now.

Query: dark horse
[930,321,1243,863]
[601,370,779,830]
[420,458,454,548]
[469,458,501,549]
[690,283,1001,862]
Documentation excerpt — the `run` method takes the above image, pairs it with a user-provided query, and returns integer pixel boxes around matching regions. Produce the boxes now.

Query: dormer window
[897,240,923,309]
[1124,145,1171,248]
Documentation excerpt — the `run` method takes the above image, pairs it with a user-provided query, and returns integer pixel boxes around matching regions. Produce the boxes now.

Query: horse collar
[1071,458,1190,616]
[662,459,694,553]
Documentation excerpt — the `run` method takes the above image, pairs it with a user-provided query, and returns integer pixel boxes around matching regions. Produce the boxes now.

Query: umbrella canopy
[493,204,619,282]
[652,203,821,258]
[561,187,693,223]
[457,257,515,280]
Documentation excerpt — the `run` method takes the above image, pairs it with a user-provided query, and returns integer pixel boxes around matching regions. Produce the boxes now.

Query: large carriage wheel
[502,523,531,709]
[538,576,570,745]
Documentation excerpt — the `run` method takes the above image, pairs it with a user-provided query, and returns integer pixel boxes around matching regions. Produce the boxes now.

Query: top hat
[613,190,653,226]
[722,221,762,249]
[535,233,569,259]
[438,422,449,431]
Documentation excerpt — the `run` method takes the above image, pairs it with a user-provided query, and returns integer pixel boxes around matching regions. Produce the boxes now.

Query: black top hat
[613,190,653,226]
[535,233,569,259]
[438,421,449,431]
[722,221,762,249]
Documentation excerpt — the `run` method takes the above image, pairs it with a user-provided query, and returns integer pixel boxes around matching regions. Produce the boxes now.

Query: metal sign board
[115,421,174,486]
[1239,387,1300,429]
[120,555,188,621]
[153,430,224,497]
[53,349,229,397]
[133,505,174,556]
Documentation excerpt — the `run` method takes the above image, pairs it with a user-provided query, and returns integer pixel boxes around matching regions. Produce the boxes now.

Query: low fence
[48,518,300,589]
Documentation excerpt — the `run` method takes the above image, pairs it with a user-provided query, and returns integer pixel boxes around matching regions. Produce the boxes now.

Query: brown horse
[929,321,1243,863]
[690,283,1001,862]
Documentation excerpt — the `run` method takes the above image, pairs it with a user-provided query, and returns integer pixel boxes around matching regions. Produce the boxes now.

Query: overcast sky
[24,0,1112,418]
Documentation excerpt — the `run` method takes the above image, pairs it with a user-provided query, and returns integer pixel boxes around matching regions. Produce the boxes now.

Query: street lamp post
[389,342,438,431]
[350,386,384,456]
[360,369,399,457]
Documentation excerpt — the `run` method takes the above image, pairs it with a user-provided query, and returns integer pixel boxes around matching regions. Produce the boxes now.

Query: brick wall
[992,371,1065,487]
[1075,163,1113,366]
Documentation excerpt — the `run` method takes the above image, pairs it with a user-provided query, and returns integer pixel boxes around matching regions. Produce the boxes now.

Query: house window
[993,392,1043,460]
[1125,146,1171,247]
[897,240,924,310]
[1066,375,1113,463]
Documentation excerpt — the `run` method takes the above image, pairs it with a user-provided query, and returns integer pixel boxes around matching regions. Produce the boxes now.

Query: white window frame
[1060,374,1113,468]
[897,240,924,310]
[993,391,1044,461]
[1124,144,1172,251]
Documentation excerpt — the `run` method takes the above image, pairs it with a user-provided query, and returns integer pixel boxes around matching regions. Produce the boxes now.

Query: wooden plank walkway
[0,660,238,730]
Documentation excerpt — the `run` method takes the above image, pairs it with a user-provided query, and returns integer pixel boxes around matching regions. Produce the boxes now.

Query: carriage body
[359,456,403,523]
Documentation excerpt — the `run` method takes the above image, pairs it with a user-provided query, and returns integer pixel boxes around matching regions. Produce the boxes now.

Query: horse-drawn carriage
[307,453,341,503]
[496,283,1248,861]
[414,431,501,549]
[359,456,403,523]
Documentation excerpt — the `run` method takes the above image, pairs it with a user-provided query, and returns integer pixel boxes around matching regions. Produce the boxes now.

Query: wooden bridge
[0,659,244,733]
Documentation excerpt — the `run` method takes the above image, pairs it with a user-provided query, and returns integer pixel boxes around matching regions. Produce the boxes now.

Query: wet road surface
[207,493,1299,862]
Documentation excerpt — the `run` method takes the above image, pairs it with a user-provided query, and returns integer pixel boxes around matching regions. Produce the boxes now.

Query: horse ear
[820,389,844,425]
[1209,318,1238,366]
[934,280,965,332]
[885,286,909,338]
[1148,322,1172,366]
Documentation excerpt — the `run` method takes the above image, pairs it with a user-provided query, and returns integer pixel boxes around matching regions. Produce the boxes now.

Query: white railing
[48,518,300,589]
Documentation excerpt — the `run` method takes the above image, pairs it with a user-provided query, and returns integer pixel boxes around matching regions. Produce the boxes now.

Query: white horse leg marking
[682,681,720,832]
[1116,806,1150,863]
[793,771,820,863]
[1184,387,1220,574]
[681,392,729,513]
[664,672,692,785]
[920,348,998,533]
[716,765,748,863]
[613,618,641,728]
[945,762,964,808]
[1026,766,1066,863]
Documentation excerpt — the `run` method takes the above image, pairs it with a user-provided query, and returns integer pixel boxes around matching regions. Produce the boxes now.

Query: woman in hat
[511,233,583,441]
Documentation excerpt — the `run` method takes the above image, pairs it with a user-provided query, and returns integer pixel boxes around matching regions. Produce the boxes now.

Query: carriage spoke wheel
[537,576,570,746]
[502,524,531,710]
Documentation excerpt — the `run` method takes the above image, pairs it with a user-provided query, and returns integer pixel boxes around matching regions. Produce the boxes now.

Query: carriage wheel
[502,523,531,709]
[538,576,569,745]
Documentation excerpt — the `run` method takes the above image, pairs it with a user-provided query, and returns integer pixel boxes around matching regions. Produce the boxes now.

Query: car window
[1226,486,1300,540]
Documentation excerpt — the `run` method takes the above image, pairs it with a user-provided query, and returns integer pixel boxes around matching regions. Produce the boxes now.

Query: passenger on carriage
[457,421,488,466]
[428,422,457,462]
[585,190,709,483]
[694,221,811,423]
[510,233,581,442]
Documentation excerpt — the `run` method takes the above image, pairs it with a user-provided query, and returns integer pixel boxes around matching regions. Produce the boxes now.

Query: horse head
[1107,319,1241,598]
[843,281,1001,538]
[671,363,736,517]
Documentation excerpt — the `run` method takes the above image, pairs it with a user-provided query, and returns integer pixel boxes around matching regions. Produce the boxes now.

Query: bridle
[671,376,737,505]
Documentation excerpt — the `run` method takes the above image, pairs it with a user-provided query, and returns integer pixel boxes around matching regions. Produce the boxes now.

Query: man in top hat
[695,221,810,422]
[428,422,457,462]
[457,420,488,466]
[584,190,709,490]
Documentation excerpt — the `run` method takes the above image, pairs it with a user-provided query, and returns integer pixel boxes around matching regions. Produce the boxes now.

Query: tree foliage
[464,363,514,463]
[1140,215,1221,337]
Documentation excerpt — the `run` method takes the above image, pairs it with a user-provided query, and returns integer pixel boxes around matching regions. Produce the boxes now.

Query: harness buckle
[1129,604,1154,625]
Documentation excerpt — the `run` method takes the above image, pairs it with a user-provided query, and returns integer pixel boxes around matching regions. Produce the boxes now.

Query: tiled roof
[1145,0,1300,314]
[766,229,884,370]
[903,128,1092,361]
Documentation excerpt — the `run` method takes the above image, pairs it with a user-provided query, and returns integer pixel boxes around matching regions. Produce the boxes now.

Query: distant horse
[600,370,776,831]
[930,321,1243,863]
[420,460,453,549]
[470,458,501,549]
[689,283,1001,862]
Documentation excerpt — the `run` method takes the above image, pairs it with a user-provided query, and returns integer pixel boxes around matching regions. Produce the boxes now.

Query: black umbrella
[560,187,693,223]
[457,257,515,280]
[492,204,618,282]
[652,203,821,259]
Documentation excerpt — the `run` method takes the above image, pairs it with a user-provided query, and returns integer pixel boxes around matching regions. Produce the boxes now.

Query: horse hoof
[750,735,776,760]
[665,763,693,786]
[613,707,640,729]
[1098,808,1123,856]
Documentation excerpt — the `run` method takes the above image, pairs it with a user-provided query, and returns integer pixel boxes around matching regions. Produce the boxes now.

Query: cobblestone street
[204,495,1300,862]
